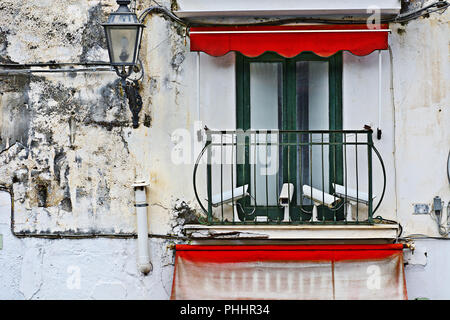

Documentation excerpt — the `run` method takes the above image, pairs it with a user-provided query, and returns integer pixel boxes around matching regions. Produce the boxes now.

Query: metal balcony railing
[193,128,386,225]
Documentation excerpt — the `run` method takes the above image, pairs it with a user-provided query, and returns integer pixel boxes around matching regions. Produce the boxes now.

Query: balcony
[190,128,399,241]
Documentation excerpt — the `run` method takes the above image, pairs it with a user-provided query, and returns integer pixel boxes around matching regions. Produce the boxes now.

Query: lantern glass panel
[106,26,140,65]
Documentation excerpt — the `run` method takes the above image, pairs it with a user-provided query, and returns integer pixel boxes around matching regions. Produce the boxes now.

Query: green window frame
[235,52,343,222]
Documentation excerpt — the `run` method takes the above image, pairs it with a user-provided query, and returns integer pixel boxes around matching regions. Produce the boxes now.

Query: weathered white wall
[389,15,450,237]
[405,240,450,300]
[0,0,181,299]
[0,0,148,234]
[0,0,207,236]
[0,191,174,299]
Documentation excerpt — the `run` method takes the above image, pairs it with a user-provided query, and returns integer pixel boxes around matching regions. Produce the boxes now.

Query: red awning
[171,244,407,300]
[190,24,389,58]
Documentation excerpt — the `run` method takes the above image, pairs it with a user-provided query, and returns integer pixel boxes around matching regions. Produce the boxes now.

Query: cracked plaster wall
[0,0,193,299]
[0,191,175,299]
[0,0,200,236]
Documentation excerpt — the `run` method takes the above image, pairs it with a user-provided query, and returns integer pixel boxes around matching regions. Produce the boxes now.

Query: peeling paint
[0,71,138,233]
[170,200,203,236]
[79,3,108,63]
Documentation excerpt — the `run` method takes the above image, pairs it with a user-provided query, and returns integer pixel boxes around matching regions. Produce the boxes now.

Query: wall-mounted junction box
[413,204,430,214]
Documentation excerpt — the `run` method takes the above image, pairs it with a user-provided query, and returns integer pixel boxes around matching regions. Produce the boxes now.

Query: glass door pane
[249,62,282,206]
[296,61,329,205]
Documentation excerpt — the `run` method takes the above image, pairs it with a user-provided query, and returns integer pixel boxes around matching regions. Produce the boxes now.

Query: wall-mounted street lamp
[102,0,145,129]
[102,0,186,128]
[103,0,144,79]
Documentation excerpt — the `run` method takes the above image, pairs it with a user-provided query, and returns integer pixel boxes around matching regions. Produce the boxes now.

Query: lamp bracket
[114,66,133,79]
[128,59,144,81]
[124,80,143,129]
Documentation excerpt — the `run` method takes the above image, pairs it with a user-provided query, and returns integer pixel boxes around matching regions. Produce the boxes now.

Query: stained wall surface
[0,0,448,299]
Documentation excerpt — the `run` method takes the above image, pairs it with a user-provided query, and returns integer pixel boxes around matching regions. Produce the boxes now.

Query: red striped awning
[189,24,389,58]
[171,244,407,300]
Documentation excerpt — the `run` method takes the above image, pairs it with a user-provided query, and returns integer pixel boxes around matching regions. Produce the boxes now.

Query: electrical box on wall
[413,204,430,214]
[433,196,443,214]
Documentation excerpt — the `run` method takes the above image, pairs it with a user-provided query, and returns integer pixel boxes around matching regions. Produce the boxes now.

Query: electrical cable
[0,67,114,76]
[0,62,110,67]
[447,149,450,185]
[400,234,450,241]
[0,184,188,240]
[431,201,449,237]
[0,62,114,75]
[395,0,449,21]
[387,45,401,238]
[373,215,403,238]
[138,5,187,26]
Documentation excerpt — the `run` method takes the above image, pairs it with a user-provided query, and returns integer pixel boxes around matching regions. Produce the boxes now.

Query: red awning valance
[190,24,389,58]
[171,244,407,300]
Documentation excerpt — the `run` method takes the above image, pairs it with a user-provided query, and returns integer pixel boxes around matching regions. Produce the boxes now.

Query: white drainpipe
[133,181,152,274]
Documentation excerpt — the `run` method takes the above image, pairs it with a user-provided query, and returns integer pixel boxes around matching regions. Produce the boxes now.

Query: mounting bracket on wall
[377,128,382,140]
[119,60,144,129]
[125,80,143,129]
